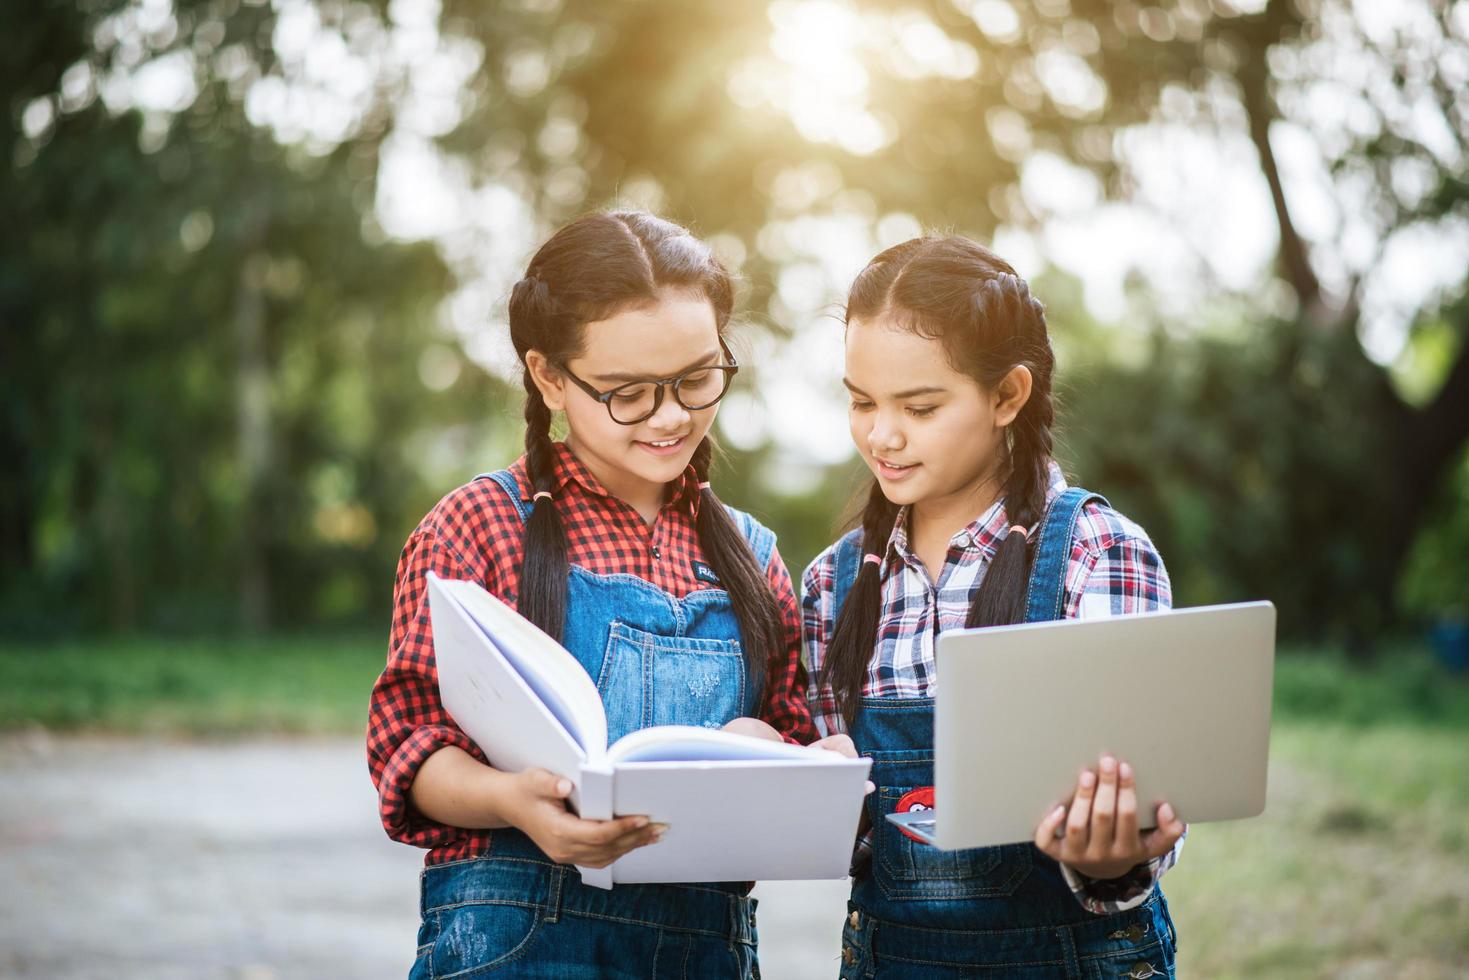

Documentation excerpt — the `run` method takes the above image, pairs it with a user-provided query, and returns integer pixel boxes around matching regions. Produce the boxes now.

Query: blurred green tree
[429,0,1468,642]
[2,0,468,632]
[6,0,1466,645]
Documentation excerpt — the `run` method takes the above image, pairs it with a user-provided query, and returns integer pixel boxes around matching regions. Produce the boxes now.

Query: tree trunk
[234,248,272,631]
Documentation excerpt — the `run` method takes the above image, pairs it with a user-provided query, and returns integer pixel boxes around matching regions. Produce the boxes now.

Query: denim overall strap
[475,469,532,523]
[1023,487,1108,625]
[725,504,777,571]
[830,527,865,622]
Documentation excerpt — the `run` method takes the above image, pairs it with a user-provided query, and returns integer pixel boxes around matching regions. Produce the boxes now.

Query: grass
[0,632,385,735]
[2,635,1467,974]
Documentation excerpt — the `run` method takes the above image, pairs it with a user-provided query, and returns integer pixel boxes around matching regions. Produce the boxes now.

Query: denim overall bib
[409,469,768,980]
[833,488,1177,979]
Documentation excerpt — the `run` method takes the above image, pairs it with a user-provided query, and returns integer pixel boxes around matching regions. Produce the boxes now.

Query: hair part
[505,211,783,701]
[822,236,1057,730]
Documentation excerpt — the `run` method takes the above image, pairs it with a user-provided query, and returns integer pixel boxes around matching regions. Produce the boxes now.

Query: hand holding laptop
[1032,753,1188,881]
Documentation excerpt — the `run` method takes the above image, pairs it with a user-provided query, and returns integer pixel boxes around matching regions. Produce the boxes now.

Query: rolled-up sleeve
[366,526,486,848]
[760,544,821,745]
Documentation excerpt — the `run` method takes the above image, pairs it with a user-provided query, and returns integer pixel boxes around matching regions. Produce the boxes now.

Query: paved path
[0,734,848,979]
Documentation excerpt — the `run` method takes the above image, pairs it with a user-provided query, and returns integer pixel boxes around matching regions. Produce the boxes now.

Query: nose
[867,410,905,454]
[645,388,691,432]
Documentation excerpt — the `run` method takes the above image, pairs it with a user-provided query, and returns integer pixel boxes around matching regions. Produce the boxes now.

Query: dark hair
[506,211,783,703]
[822,236,1056,728]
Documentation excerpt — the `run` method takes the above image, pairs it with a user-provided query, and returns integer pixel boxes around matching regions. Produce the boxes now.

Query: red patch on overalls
[894,786,935,842]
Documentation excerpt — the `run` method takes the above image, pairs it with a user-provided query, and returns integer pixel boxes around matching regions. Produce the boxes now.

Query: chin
[628,447,697,482]
[877,483,924,507]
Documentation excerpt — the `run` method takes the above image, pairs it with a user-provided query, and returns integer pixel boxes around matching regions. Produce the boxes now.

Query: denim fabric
[410,852,758,980]
[403,469,773,979]
[834,488,1178,979]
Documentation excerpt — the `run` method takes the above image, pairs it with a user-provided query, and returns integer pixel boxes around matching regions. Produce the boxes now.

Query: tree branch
[1236,38,1322,314]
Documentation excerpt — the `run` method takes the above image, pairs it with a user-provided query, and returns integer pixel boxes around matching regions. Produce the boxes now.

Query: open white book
[425,571,871,889]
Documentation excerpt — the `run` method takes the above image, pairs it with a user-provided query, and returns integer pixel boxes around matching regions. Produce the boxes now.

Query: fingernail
[1052,805,1066,820]
[1159,803,1175,822]
[1100,756,1116,774]
[651,823,670,833]
[633,817,649,829]
[556,779,572,795]
[1119,762,1133,781]
[1080,771,1096,789]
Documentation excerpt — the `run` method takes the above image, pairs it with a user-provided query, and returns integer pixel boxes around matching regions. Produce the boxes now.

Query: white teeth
[647,438,682,447]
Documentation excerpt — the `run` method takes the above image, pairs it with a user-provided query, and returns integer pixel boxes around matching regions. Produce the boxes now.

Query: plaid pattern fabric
[368,442,818,865]
[802,462,1183,914]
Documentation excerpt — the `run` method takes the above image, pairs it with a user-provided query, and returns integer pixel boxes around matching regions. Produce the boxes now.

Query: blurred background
[2,0,1467,976]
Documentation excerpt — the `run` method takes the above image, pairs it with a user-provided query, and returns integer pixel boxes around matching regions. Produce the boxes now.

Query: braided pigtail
[688,437,785,708]
[820,479,901,731]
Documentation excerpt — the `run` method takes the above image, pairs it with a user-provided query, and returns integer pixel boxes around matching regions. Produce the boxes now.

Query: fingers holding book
[509,767,666,868]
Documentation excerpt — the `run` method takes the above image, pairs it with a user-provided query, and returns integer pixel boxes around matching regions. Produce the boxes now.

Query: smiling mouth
[635,435,690,455]
[875,457,917,471]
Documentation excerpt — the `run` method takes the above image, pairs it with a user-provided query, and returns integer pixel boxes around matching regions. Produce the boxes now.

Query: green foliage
[0,633,384,734]
[4,0,1468,641]
[1,1,484,633]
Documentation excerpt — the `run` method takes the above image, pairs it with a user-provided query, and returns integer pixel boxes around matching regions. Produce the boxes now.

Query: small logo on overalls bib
[894,786,935,842]
[691,560,721,585]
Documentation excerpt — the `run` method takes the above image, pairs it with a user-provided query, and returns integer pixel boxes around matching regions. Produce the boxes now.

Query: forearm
[408,745,523,830]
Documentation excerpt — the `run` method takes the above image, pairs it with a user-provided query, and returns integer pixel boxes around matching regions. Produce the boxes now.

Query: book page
[435,574,608,756]
[606,725,830,764]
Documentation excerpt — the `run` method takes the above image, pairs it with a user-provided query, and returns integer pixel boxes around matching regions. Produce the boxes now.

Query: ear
[991,364,1033,429]
[525,350,567,412]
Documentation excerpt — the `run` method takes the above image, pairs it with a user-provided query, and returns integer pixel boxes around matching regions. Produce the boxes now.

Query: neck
[910,469,1005,548]
[563,433,669,525]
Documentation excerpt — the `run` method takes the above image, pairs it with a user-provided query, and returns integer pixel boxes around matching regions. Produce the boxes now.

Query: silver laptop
[885,601,1276,849]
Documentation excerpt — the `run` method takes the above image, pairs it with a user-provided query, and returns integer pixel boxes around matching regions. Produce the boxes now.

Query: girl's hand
[1033,754,1186,881]
[505,768,664,868]
[810,733,858,758]
[809,734,874,795]
[722,719,859,761]
[721,716,784,741]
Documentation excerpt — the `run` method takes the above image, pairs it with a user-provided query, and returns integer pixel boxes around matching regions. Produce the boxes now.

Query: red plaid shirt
[367,442,818,864]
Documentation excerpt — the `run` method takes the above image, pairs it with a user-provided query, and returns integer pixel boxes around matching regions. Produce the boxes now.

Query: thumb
[525,768,574,800]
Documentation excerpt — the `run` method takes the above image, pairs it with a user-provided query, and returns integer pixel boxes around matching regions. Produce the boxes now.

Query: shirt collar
[884,460,1069,564]
[514,442,704,517]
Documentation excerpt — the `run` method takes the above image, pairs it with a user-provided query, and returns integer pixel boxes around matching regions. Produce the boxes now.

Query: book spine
[575,762,616,890]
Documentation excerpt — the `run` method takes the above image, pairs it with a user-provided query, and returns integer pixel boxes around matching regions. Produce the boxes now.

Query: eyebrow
[843,379,948,399]
[590,349,722,384]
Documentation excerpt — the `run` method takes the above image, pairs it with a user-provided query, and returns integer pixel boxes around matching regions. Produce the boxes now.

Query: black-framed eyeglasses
[558,337,740,425]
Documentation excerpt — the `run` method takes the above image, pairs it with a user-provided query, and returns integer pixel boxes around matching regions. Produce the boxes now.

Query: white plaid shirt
[801,463,1185,914]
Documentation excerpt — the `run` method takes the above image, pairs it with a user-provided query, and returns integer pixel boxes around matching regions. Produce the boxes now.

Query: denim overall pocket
[422,902,542,979]
[871,783,1033,902]
[598,620,745,743]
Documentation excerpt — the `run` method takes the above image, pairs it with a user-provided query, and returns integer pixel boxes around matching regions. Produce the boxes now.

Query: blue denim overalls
[408,469,768,980]
[832,488,1177,979]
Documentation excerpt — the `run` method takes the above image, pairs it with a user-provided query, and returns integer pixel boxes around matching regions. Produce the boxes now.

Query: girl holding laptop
[804,235,1187,978]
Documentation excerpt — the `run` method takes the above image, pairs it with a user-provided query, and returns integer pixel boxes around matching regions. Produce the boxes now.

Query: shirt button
[650,544,661,560]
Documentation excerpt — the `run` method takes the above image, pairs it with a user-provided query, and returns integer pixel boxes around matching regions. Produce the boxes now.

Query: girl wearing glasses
[368,210,853,979]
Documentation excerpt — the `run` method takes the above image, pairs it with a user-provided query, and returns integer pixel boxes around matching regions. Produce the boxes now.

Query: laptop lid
[930,601,1276,850]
